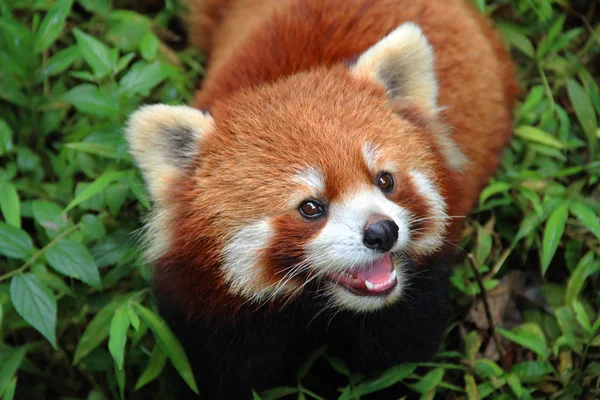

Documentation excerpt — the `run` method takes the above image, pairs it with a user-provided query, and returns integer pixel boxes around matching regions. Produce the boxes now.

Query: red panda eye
[377,173,394,192]
[299,200,325,219]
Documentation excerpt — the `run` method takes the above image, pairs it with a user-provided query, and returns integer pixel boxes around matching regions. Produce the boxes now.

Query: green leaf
[34,0,74,53]
[536,15,566,58]
[132,304,199,395]
[584,362,600,378]
[479,181,511,206]
[567,79,598,158]
[474,0,486,13]
[44,239,102,289]
[2,377,16,400]
[115,52,136,74]
[108,306,130,370]
[32,200,67,237]
[464,374,478,400]
[296,346,327,381]
[69,70,95,81]
[497,323,548,358]
[16,148,41,172]
[114,360,125,400]
[80,214,106,240]
[127,306,140,331]
[0,165,18,183]
[0,80,27,107]
[73,28,114,77]
[106,10,152,51]
[0,184,20,228]
[0,222,33,260]
[31,264,74,297]
[474,224,492,265]
[134,343,167,390]
[64,142,119,159]
[65,170,129,212]
[565,251,595,306]
[505,373,522,397]
[129,174,150,209]
[573,300,592,334]
[412,367,444,394]
[510,361,553,383]
[579,68,600,117]
[0,347,27,397]
[514,126,564,149]
[570,202,600,240]
[61,84,119,118]
[565,239,583,271]
[78,0,110,15]
[106,181,129,217]
[352,364,416,396]
[0,120,14,156]
[541,204,569,276]
[260,387,298,399]
[10,274,57,349]
[119,61,171,96]
[38,46,80,80]
[336,386,351,400]
[555,306,580,353]
[497,23,534,58]
[140,31,159,60]
[73,294,134,364]
[323,355,350,376]
[472,359,503,378]
[464,331,482,362]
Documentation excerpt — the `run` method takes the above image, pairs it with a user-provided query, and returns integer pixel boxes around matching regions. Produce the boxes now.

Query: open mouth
[326,253,398,296]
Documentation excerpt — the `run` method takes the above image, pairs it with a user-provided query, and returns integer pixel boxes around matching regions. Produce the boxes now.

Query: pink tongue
[356,254,393,284]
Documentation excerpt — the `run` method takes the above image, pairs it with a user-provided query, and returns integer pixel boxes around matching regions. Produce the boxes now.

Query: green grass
[0,0,599,399]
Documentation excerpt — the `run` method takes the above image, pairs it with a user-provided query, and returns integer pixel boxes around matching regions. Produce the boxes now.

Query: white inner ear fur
[351,22,438,112]
[125,104,214,205]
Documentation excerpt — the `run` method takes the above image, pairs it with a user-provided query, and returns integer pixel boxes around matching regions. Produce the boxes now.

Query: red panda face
[126,23,466,314]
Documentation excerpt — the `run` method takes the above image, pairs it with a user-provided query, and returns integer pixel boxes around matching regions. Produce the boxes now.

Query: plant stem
[0,225,79,282]
[467,254,506,361]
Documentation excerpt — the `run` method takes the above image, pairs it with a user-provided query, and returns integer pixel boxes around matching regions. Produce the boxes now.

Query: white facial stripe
[408,170,448,254]
[362,142,398,175]
[221,219,284,300]
[293,166,325,194]
[288,167,326,208]
[307,186,411,272]
[362,142,382,171]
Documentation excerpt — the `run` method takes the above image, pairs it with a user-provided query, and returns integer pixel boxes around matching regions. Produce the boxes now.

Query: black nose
[363,220,399,252]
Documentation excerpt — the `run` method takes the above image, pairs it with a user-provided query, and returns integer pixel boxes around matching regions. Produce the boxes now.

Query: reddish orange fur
[158,0,518,317]
[188,0,517,229]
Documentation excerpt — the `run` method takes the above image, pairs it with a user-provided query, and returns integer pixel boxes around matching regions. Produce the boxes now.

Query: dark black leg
[157,296,307,400]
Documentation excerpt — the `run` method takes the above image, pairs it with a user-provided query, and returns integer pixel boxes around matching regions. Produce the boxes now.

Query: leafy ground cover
[0,0,599,399]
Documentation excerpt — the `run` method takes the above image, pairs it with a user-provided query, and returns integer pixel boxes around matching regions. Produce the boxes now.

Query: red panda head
[126,23,466,315]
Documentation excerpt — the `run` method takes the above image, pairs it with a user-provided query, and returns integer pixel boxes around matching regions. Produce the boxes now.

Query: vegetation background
[0,0,599,398]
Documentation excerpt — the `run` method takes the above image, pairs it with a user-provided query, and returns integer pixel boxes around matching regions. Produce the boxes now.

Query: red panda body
[126,0,517,398]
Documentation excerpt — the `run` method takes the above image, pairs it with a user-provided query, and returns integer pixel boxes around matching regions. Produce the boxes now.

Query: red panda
[125,0,518,398]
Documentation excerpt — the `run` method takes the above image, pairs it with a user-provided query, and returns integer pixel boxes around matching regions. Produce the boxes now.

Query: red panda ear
[125,104,214,205]
[351,23,438,113]
[351,23,468,171]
